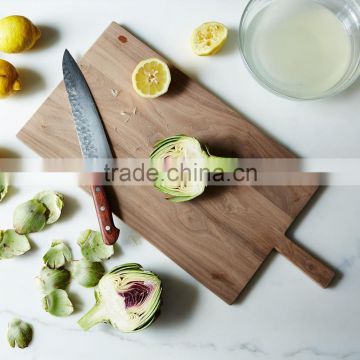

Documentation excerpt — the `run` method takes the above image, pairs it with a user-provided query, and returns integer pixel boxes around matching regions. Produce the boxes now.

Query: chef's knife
[62,49,120,245]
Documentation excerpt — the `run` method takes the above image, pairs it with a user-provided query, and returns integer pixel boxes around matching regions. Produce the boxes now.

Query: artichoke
[13,199,48,234]
[42,289,74,317]
[0,229,30,259]
[43,240,72,269]
[0,172,8,202]
[150,135,237,202]
[77,229,114,262]
[7,319,32,348]
[36,266,70,294]
[70,258,105,288]
[33,191,64,224]
[78,263,162,333]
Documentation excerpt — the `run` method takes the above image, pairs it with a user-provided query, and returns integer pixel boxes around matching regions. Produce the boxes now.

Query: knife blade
[62,49,120,245]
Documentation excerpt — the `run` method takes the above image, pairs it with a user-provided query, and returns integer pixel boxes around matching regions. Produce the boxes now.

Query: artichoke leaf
[13,199,48,235]
[0,172,9,202]
[7,319,32,349]
[34,191,64,224]
[42,289,73,317]
[43,240,72,269]
[70,258,105,288]
[77,229,114,262]
[36,266,70,294]
[0,229,30,260]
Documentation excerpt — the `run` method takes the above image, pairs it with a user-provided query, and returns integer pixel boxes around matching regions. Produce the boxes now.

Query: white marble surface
[1,0,360,359]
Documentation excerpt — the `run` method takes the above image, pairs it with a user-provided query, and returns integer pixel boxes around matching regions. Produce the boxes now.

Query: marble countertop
[1,1,360,359]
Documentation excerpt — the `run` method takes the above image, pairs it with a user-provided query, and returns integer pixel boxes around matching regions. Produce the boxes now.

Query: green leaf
[77,229,114,262]
[7,319,32,349]
[36,266,70,294]
[0,230,31,260]
[43,240,72,269]
[34,191,64,224]
[13,199,48,235]
[70,258,105,288]
[42,289,73,317]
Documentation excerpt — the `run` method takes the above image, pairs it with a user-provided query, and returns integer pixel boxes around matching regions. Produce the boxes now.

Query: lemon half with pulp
[191,22,228,56]
[132,58,171,99]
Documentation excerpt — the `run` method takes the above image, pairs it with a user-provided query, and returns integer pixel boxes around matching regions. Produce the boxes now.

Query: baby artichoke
[43,240,72,269]
[42,289,74,317]
[0,229,30,260]
[70,258,105,288]
[78,263,162,333]
[7,319,32,349]
[77,229,114,262]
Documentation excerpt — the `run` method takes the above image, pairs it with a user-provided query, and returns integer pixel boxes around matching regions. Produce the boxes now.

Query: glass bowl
[239,0,360,100]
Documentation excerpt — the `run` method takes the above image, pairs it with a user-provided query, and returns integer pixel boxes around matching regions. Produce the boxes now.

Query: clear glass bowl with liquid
[239,0,360,100]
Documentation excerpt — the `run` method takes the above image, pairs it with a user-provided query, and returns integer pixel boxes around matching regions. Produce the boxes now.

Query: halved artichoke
[78,263,162,333]
[150,135,237,202]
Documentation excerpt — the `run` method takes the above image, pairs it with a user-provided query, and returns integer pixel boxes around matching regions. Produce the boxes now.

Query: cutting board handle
[275,235,335,288]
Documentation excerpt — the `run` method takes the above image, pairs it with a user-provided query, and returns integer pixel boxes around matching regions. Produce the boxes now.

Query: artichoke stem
[206,155,238,173]
[78,303,107,331]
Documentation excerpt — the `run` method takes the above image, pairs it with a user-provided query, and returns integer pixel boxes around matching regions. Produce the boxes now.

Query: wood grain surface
[17,22,334,304]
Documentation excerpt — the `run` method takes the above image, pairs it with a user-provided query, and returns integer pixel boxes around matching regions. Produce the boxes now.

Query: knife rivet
[105,225,111,232]
[100,206,105,212]
[95,187,101,192]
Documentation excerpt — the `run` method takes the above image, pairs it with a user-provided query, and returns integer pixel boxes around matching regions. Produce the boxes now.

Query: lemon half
[132,58,171,98]
[0,15,41,53]
[0,59,21,98]
[191,22,228,56]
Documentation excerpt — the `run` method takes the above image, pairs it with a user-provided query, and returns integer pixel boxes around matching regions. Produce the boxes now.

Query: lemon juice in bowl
[239,0,360,99]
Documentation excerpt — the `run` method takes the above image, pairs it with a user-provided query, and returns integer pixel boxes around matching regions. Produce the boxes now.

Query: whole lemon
[0,15,41,53]
[0,59,21,98]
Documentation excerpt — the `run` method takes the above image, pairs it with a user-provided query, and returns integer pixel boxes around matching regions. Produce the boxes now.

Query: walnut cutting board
[18,22,335,304]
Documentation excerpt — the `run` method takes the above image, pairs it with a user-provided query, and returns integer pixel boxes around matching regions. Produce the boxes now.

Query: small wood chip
[111,89,120,97]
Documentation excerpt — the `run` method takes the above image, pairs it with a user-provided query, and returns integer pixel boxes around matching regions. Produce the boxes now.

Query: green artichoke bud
[78,263,162,333]
[42,289,74,317]
[0,230,31,259]
[70,258,105,288]
[77,229,114,262]
[150,135,237,202]
[43,240,72,269]
[34,191,64,224]
[0,172,9,202]
[36,266,70,294]
[7,319,32,349]
[13,199,48,235]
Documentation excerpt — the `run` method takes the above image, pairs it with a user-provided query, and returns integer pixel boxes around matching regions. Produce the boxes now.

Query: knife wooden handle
[91,185,120,245]
[275,234,335,288]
